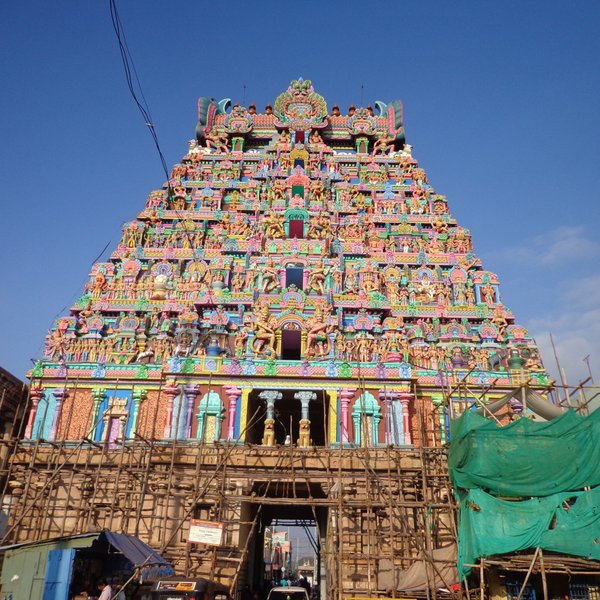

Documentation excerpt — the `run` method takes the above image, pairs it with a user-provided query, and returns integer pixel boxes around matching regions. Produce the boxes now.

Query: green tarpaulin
[457,487,600,576]
[449,408,600,497]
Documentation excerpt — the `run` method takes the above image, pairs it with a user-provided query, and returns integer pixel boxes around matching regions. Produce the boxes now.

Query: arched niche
[352,391,382,446]
[196,391,224,442]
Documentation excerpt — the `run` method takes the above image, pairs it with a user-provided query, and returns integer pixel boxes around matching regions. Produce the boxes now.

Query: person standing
[114,580,126,600]
[97,580,113,600]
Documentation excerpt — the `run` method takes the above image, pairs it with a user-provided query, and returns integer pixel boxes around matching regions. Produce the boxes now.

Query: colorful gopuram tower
[8,79,552,595]
[31,78,548,447]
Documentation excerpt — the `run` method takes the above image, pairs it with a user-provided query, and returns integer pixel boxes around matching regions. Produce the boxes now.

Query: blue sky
[1,1,599,385]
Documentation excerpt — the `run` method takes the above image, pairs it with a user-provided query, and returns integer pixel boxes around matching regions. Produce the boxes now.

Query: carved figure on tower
[306,304,333,359]
[205,128,229,153]
[308,130,332,160]
[307,259,328,295]
[251,301,278,357]
[372,131,395,156]
[261,258,281,293]
[263,211,286,239]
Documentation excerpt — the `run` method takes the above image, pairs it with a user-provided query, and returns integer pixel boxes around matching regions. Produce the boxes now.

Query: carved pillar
[432,396,446,444]
[379,389,400,445]
[398,390,413,445]
[300,331,308,358]
[373,411,382,445]
[259,390,281,446]
[338,387,356,444]
[91,388,106,438]
[131,388,147,438]
[162,380,180,438]
[224,385,241,440]
[239,388,251,441]
[49,388,69,441]
[183,384,200,438]
[25,386,44,439]
[295,391,316,447]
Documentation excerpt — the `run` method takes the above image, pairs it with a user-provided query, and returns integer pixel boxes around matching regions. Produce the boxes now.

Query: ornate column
[131,388,147,438]
[259,390,282,446]
[90,387,106,438]
[239,388,251,441]
[224,385,241,440]
[162,379,180,438]
[183,384,200,438]
[398,390,414,445]
[302,270,309,290]
[25,386,44,439]
[432,396,446,444]
[338,388,356,444]
[49,388,69,441]
[295,391,316,447]
[379,389,400,445]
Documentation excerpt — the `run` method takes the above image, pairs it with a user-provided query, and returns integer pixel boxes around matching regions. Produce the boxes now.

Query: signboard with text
[188,519,224,546]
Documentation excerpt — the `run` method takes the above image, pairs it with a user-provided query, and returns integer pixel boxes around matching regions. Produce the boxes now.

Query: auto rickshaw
[151,577,230,600]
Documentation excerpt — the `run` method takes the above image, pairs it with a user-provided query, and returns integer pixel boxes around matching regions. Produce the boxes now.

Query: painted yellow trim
[328,389,338,443]
[239,388,250,441]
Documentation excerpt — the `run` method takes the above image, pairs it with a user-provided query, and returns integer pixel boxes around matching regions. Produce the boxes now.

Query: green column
[90,388,106,437]
[432,396,446,444]
[131,388,147,437]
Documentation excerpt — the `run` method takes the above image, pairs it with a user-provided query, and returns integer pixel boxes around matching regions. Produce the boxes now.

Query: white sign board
[188,519,224,546]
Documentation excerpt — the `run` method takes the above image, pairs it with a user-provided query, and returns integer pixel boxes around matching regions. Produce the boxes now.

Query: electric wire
[109,0,170,183]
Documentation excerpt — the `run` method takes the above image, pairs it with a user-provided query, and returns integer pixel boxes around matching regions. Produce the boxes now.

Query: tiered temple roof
[29,79,549,447]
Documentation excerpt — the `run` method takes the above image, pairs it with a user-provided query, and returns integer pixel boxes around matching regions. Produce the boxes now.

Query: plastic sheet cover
[457,486,600,576]
[449,408,600,497]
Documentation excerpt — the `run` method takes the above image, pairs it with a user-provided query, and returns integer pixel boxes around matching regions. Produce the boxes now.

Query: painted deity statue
[261,258,280,293]
[372,131,395,156]
[205,128,229,153]
[263,211,286,239]
[307,260,328,295]
[305,305,333,359]
[251,302,278,357]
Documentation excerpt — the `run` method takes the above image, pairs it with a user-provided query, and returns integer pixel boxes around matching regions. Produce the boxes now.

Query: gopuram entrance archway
[245,389,329,447]
[240,481,328,599]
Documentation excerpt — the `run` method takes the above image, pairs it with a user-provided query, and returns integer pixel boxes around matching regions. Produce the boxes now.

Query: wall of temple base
[0,441,454,596]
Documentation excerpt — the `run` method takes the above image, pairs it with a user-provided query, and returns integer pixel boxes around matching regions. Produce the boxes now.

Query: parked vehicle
[151,577,230,600]
[266,586,310,600]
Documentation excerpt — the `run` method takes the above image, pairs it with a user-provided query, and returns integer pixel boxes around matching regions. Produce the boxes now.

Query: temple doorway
[285,264,304,287]
[288,220,304,239]
[274,395,302,444]
[309,392,328,447]
[281,329,302,360]
[241,489,327,598]
[245,389,330,446]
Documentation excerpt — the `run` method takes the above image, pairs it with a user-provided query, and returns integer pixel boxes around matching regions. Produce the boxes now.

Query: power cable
[109,0,169,183]
[108,0,228,344]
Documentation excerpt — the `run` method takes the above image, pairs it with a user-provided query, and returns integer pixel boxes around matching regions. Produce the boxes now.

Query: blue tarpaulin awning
[101,532,174,581]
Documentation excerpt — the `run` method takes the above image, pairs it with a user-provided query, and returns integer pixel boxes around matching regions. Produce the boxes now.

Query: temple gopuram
[1,79,563,600]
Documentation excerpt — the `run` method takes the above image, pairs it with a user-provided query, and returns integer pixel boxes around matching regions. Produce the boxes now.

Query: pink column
[224,386,241,439]
[49,388,69,441]
[398,391,413,445]
[302,269,309,290]
[183,384,200,438]
[162,381,180,438]
[24,386,44,438]
[338,388,356,444]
